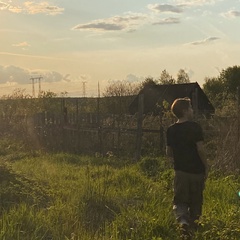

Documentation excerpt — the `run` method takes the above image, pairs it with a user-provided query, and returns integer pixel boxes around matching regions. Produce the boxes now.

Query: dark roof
[129,82,215,115]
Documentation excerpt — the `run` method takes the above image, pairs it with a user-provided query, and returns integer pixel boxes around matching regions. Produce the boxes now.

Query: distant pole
[82,81,86,97]
[30,77,35,97]
[38,76,43,95]
[97,81,100,115]
[97,82,102,154]
[134,94,144,161]
[237,87,240,142]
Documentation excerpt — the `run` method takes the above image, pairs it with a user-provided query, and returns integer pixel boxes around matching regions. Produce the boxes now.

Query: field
[0,138,240,240]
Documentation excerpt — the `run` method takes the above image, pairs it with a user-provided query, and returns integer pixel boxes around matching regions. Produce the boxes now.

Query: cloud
[43,71,63,82]
[148,4,183,13]
[173,0,217,6]
[188,37,220,45]
[0,65,30,84]
[125,74,143,83]
[153,17,180,25]
[0,1,64,15]
[0,1,9,10]
[72,12,147,32]
[221,10,240,19]
[0,65,64,84]
[24,2,64,15]
[12,42,31,48]
[8,5,22,13]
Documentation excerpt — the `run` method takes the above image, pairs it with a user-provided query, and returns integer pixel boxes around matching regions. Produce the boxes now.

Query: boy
[166,98,208,239]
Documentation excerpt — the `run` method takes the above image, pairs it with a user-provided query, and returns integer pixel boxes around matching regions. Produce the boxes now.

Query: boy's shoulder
[167,121,201,130]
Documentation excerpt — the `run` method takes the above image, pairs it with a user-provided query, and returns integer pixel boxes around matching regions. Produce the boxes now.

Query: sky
[0,0,240,97]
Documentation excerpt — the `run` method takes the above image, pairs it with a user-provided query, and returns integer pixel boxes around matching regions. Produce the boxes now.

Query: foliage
[1,139,240,240]
[103,80,140,97]
[158,69,176,85]
[176,69,190,84]
[203,65,240,115]
[1,88,32,99]
[102,80,141,114]
[140,77,158,89]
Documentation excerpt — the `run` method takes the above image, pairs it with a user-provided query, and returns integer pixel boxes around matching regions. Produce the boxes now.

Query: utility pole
[38,76,42,95]
[30,77,35,97]
[30,75,43,97]
[82,81,86,97]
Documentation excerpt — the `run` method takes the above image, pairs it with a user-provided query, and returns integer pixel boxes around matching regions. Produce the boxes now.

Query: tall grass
[0,150,240,239]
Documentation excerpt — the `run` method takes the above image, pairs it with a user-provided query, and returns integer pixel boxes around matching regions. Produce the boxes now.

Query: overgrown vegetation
[0,139,240,240]
[0,65,240,239]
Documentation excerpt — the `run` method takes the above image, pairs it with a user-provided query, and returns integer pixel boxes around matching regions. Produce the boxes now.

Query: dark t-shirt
[166,121,205,174]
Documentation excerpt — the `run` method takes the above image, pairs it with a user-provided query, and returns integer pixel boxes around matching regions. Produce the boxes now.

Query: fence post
[159,110,164,154]
[237,87,240,142]
[134,94,144,161]
[97,96,103,154]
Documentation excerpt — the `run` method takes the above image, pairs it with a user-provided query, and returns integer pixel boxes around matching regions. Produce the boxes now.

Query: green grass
[0,150,240,240]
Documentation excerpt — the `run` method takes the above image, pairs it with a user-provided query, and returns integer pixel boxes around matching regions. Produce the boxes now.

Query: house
[129,82,215,116]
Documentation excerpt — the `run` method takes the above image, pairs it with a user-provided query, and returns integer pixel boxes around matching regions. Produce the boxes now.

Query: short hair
[171,97,191,118]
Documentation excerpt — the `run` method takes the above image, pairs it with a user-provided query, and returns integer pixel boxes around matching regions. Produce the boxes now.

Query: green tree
[203,65,240,115]
[219,65,240,99]
[203,77,224,107]
[158,69,176,85]
[176,69,190,84]
[140,77,157,89]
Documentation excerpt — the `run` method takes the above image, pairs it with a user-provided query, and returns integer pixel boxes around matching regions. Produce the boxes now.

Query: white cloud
[12,42,31,47]
[125,74,144,83]
[8,5,23,13]
[0,1,9,10]
[72,12,147,32]
[148,4,183,13]
[24,2,64,15]
[0,1,64,15]
[221,10,240,19]
[174,0,217,6]
[188,37,220,45]
[153,17,180,25]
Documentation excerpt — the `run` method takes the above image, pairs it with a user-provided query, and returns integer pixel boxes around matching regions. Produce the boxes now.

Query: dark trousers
[173,170,205,225]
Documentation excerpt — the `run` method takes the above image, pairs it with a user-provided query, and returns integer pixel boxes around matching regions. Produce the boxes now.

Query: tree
[140,77,157,89]
[158,69,176,85]
[103,80,140,97]
[1,88,32,99]
[219,65,240,99]
[102,80,141,114]
[203,65,240,114]
[38,90,58,98]
[177,69,190,84]
[203,77,225,107]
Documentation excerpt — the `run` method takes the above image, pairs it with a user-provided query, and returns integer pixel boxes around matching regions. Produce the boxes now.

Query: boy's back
[167,121,205,174]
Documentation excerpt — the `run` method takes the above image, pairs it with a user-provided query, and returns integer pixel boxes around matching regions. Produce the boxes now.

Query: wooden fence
[1,95,240,168]
[32,110,165,160]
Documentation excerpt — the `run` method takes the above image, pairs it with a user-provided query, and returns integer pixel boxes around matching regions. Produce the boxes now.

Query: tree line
[1,65,240,116]
[103,66,240,116]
